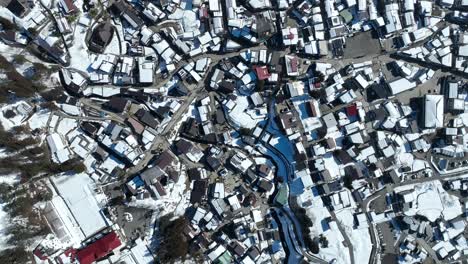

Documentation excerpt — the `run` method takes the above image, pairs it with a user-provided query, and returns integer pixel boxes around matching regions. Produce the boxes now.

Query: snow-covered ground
[335,208,372,264]
[0,202,12,250]
[128,164,190,217]
[28,110,50,131]
[394,180,462,222]
[104,31,121,55]
[226,95,266,129]
[0,173,20,185]
[0,173,19,250]
[68,21,94,73]
[298,190,351,264]
[0,40,24,62]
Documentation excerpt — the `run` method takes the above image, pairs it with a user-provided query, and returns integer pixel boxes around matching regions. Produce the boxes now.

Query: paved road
[80,98,127,124]
[126,91,197,176]
[53,110,123,123]
[415,237,442,264]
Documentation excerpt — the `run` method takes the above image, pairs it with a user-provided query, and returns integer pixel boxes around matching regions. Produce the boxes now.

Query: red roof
[76,232,121,264]
[199,7,209,18]
[33,248,48,261]
[346,104,358,117]
[61,0,77,13]
[289,57,298,72]
[254,66,271,80]
[56,248,77,264]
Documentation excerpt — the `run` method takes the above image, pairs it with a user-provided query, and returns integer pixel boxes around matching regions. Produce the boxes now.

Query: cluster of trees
[294,207,320,254]
[0,55,46,103]
[0,125,40,152]
[0,247,30,264]
[156,214,189,263]
[305,236,320,254]
[40,87,65,111]
[66,11,81,23]
[319,234,329,248]
[0,124,86,180]
[0,181,52,263]
[31,63,59,81]
[0,17,18,31]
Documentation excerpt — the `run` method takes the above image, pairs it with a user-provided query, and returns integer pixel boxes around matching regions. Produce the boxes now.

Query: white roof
[208,245,226,261]
[355,74,369,89]
[138,58,154,83]
[251,209,263,223]
[424,95,444,128]
[52,173,108,238]
[459,45,468,57]
[47,133,65,153]
[129,239,154,264]
[388,78,416,95]
[281,27,299,46]
[209,0,220,11]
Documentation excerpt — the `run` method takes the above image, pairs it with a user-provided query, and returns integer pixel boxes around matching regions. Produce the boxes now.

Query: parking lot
[116,205,154,241]
[344,31,382,59]
[104,182,155,241]
[369,194,387,214]
[377,222,396,255]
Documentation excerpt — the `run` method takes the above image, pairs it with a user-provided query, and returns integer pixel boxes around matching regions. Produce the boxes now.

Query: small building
[422,95,444,128]
[88,21,115,53]
[59,0,77,14]
[106,97,130,113]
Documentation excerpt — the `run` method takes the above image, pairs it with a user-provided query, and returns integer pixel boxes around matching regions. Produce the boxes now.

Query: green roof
[216,251,232,264]
[274,184,289,206]
[340,9,353,24]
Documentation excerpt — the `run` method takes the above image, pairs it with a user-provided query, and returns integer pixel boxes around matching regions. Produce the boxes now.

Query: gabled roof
[154,150,174,170]
[76,232,121,264]
[254,66,271,80]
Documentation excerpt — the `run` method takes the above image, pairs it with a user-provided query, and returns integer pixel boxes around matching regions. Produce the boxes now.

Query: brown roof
[190,180,207,204]
[154,150,174,170]
[107,97,129,113]
[258,179,273,192]
[154,181,167,196]
[257,164,271,176]
[126,117,144,134]
[230,241,246,256]
[61,0,77,13]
